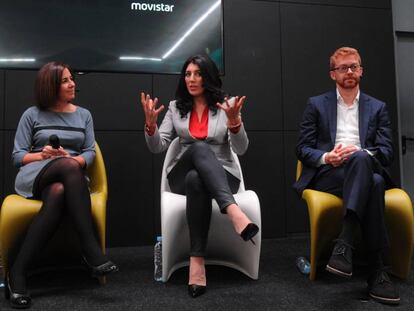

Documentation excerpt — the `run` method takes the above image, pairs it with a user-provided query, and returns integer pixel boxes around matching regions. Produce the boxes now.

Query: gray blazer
[145,98,249,180]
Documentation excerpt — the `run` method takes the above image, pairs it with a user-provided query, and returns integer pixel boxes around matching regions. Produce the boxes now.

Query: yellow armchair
[0,142,108,277]
[296,161,414,280]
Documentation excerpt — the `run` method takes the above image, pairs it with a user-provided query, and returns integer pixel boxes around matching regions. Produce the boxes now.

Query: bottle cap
[156,236,162,242]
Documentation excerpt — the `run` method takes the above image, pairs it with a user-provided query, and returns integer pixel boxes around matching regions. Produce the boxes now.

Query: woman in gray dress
[6,62,118,309]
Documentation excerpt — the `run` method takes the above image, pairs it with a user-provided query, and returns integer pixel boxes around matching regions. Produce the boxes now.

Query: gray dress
[12,106,96,198]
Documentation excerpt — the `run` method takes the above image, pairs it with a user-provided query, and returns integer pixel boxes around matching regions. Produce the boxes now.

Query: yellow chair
[0,143,108,281]
[296,161,414,280]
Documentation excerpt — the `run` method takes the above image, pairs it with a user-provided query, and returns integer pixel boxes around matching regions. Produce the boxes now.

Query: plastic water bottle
[154,236,163,281]
[296,256,310,275]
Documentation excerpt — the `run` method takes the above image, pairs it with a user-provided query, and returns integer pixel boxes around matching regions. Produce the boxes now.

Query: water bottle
[154,236,163,282]
[296,256,310,275]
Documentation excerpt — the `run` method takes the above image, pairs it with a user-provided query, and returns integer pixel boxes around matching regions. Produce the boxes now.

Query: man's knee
[372,173,385,192]
[349,150,371,163]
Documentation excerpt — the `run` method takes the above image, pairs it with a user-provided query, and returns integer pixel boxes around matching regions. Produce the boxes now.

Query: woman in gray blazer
[141,54,259,298]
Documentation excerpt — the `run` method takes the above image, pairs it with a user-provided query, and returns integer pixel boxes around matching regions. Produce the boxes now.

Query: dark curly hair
[34,61,73,110]
[175,54,226,118]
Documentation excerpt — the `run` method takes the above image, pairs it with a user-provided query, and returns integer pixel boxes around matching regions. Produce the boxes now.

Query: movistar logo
[131,2,174,12]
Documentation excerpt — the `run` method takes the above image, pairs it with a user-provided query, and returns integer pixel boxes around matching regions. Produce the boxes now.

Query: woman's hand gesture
[140,92,164,128]
[216,96,246,126]
[41,145,69,160]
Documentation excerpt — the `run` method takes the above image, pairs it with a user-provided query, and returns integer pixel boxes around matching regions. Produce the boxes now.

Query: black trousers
[309,150,389,252]
[168,141,240,257]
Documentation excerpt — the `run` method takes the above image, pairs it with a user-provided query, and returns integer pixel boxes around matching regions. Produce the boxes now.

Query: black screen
[0,0,223,74]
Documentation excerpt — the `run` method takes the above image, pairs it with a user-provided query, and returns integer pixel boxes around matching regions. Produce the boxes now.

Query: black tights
[168,141,240,256]
[10,157,106,292]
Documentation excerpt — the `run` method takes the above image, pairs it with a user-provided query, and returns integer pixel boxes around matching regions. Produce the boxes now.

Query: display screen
[0,0,223,74]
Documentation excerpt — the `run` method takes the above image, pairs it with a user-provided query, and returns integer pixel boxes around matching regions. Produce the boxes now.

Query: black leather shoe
[326,239,353,278]
[240,223,259,244]
[188,284,206,298]
[5,275,31,309]
[82,257,119,278]
[368,268,400,305]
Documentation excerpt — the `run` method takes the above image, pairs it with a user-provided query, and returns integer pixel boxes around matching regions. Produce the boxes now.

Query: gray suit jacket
[145,99,249,180]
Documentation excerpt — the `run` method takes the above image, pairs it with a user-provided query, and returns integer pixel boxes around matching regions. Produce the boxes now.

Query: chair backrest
[160,137,245,193]
[296,160,303,182]
[88,142,108,195]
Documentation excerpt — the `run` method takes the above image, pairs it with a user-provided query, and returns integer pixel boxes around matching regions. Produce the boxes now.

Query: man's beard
[338,76,360,89]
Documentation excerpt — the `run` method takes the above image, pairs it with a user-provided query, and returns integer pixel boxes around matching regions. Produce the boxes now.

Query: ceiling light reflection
[162,0,221,59]
[0,58,35,62]
[119,56,162,61]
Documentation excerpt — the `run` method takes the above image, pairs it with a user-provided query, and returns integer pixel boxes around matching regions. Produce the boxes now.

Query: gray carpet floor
[0,237,413,310]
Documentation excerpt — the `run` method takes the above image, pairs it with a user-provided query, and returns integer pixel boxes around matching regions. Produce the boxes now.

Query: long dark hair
[34,61,73,110]
[175,54,226,118]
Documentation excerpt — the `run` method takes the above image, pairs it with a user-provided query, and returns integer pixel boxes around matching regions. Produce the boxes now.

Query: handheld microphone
[49,135,60,149]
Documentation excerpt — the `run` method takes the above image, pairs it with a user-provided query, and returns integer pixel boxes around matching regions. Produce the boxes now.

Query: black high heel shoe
[188,284,206,298]
[240,223,259,245]
[5,274,31,309]
[82,257,119,278]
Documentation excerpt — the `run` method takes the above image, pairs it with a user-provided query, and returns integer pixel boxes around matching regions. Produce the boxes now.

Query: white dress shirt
[319,89,361,165]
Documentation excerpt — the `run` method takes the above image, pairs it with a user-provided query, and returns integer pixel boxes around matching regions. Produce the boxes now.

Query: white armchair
[160,138,261,282]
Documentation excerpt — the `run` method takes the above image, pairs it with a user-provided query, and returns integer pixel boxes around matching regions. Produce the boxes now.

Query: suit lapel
[359,93,370,148]
[326,91,337,145]
[207,108,219,138]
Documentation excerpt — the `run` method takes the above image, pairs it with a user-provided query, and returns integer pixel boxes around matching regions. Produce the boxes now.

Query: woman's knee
[42,182,64,199]
[40,182,65,211]
[48,182,65,194]
[185,170,204,192]
[56,157,84,176]
[188,141,213,156]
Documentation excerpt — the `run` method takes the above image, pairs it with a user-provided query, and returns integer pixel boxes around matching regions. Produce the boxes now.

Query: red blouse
[189,106,209,140]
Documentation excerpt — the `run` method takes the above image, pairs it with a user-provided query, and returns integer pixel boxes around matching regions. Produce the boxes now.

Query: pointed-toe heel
[5,275,31,309]
[240,223,259,244]
[82,257,119,278]
[188,284,206,298]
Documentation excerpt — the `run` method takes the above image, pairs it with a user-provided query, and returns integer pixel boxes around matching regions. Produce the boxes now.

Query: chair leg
[309,238,317,281]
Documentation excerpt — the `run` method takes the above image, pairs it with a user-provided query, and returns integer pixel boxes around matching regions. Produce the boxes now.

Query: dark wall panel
[240,132,285,238]
[76,73,152,131]
[253,0,390,9]
[0,70,4,129]
[4,70,37,129]
[281,3,396,131]
[3,131,17,197]
[0,131,4,202]
[0,71,4,202]
[152,75,179,108]
[95,131,154,247]
[284,131,309,233]
[222,0,282,131]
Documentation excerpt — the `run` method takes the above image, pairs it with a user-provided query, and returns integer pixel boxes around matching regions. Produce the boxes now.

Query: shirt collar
[336,89,360,108]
